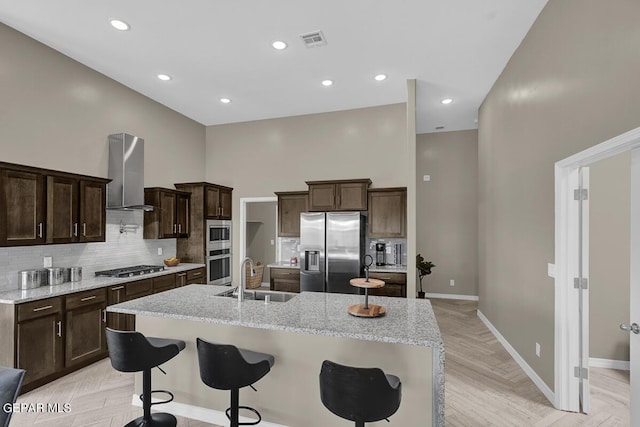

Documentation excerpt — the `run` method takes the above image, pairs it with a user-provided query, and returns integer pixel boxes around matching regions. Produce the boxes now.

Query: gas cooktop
[95,265,165,278]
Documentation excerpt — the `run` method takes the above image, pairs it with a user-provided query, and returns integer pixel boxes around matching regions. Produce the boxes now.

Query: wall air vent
[300,31,327,48]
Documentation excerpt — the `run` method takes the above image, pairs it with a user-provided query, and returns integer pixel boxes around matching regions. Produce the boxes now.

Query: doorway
[555,126,640,422]
[239,197,277,287]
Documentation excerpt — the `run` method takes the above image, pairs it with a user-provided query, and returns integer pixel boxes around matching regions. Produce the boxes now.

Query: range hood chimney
[107,133,154,211]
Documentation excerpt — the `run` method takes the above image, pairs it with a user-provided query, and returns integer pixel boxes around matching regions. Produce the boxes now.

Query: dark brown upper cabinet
[46,177,107,244]
[0,168,46,246]
[205,184,232,220]
[0,163,108,247]
[143,188,190,239]
[307,179,371,212]
[367,187,407,238]
[275,191,308,237]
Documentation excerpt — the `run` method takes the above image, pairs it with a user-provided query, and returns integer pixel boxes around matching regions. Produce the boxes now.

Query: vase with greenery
[416,254,435,299]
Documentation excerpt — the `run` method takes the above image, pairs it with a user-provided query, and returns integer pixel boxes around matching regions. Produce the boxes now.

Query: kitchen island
[108,285,444,426]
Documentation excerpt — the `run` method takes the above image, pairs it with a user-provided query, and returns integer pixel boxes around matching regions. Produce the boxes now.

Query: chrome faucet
[238,257,256,303]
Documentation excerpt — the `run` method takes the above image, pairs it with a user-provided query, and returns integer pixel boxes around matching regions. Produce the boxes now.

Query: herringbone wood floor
[431,299,630,426]
[10,299,630,426]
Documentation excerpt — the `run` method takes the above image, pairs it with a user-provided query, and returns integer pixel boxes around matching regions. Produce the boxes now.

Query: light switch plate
[547,263,555,278]
[423,175,431,182]
[536,343,541,357]
[43,256,52,268]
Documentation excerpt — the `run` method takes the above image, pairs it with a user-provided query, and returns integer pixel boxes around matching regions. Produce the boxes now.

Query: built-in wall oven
[206,220,232,285]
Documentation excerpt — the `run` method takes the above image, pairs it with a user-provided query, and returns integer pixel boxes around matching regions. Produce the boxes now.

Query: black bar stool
[319,360,402,427]
[0,366,26,427]
[196,338,274,427]
[106,328,186,427]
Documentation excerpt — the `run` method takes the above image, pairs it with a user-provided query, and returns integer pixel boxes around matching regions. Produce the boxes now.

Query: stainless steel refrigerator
[299,212,366,294]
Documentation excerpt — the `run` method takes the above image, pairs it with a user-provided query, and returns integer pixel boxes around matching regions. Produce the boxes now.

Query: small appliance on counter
[394,243,403,265]
[375,242,386,266]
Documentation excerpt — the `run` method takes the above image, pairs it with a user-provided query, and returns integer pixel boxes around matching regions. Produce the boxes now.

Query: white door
[576,166,591,413]
[627,148,640,425]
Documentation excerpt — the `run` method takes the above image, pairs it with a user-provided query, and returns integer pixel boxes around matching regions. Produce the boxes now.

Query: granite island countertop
[108,284,442,349]
[0,263,206,304]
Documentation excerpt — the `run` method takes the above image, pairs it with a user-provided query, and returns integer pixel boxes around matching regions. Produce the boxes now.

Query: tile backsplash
[0,210,176,293]
[278,237,300,262]
[366,238,407,266]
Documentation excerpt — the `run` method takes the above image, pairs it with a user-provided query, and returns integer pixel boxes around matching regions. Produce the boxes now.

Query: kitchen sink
[216,288,297,303]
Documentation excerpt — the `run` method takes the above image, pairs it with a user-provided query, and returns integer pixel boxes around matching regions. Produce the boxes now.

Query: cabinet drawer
[126,278,153,299]
[153,274,176,292]
[272,279,300,293]
[270,268,300,280]
[66,288,106,310]
[368,283,406,298]
[17,297,62,322]
[186,268,205,283]
[368,272,406,285]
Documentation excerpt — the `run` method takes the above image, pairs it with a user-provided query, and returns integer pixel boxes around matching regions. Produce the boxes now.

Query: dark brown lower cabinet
[106,284,134,331]
[270,268,300,293]
[186,267,206,284]
[367,272,407,297]
[153,274,176,293]
[65,289,107,367]
[16,298,64,387]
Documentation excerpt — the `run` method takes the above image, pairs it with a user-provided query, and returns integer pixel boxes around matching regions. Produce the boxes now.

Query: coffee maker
[375,243,386,266]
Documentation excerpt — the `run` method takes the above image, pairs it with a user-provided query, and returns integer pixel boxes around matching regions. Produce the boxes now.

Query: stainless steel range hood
[107,133,154,211]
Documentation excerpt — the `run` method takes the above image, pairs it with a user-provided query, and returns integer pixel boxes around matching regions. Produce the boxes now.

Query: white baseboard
[424,293,479,301]
[132,394,287,427]
[476,310,555,405]
[589,357,630,371]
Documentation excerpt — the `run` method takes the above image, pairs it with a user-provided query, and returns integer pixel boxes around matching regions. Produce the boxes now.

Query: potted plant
[416,254,435,299]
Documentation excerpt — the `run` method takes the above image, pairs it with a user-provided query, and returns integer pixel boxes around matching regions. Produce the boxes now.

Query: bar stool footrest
[139,389,175,406]
[225,405,262,426]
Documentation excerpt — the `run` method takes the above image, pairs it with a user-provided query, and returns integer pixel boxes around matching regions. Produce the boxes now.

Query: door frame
[238,196,278,267]
[555,126,640,411]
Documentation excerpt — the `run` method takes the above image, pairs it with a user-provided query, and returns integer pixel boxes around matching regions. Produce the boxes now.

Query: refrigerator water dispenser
[305,250,320,271]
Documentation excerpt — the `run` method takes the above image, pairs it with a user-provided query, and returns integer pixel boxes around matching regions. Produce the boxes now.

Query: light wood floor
[10,299,630,426]
[431,299,630,426]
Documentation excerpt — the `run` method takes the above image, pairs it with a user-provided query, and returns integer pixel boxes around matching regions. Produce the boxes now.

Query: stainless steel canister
[18,270,44,290]
[46,267,64,286]
[69,266,82,282]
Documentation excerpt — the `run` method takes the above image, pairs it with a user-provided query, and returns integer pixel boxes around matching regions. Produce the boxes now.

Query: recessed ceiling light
[157,74,171,81]
[321,80,333,87]
[374,74,387,81]
[109,19,130,31]
[272,41,287,50]
[220,98,231,104]
[441,98,453,105]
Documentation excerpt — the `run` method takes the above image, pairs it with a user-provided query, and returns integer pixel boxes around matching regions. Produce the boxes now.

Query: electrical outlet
[43,256,52,268]
[270,240,275,245]
[536,343,541,357]
[449,279,455,287]
[157,248,163,256]
[423,175,431,182]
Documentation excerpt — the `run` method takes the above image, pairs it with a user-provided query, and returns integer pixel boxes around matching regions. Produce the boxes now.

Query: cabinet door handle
[80,295,97,302]
[56,321,62,337]
[73,223,78,237]
[102,309,107,323]
[178,224,182,233]
[37,222,44,238]
[33,305,53,312]
[173,224,177,233]
[192,272,202,277]
[111,286,124,291]
[82,223,87,236]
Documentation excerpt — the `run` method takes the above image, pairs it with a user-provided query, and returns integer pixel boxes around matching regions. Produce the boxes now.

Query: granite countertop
[108,285,442,349]
[0,263,206,304]
[368,265,407,273]
[267,261,300,269]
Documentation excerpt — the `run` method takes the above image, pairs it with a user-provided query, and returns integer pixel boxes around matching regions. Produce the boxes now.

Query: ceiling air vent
[300,31,327,48]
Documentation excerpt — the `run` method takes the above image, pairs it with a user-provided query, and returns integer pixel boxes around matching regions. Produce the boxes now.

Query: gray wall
[478,0,640,390]
[416,130,478,296]
[589,152,630,361]
[206,104,408,285]
[246,201,277,284]
[0,23,205,187]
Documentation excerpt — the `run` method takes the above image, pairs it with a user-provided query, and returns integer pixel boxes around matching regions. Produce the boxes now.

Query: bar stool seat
[106,328,185,427]
[319,360,402,427]
[0,366,26,427]
[196,338,274,427]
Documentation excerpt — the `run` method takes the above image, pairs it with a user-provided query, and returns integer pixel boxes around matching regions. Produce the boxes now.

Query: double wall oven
[206,220,232,285]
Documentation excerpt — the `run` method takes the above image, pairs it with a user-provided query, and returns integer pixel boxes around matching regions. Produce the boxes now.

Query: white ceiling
[0,0,548,134]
